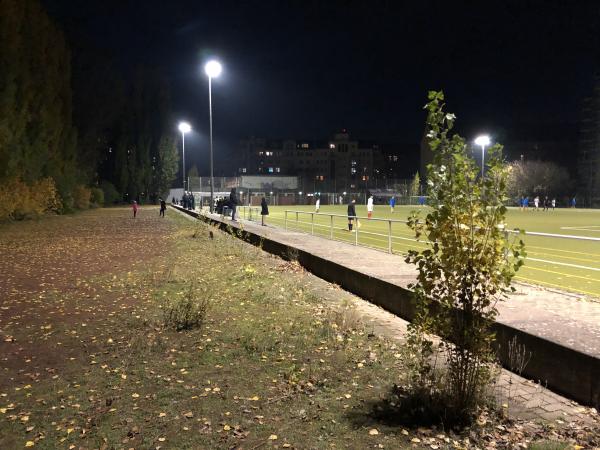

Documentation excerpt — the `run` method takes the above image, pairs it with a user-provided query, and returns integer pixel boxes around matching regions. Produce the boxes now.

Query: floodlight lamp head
[204,60,222,78]
[178,122,191,133]
[474,135,491,147]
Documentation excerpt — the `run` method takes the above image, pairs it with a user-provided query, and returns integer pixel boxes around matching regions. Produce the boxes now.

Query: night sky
[44,0,600,174]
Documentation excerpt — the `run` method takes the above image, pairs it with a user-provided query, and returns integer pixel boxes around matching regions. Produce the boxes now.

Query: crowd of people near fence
[172,192,196,210]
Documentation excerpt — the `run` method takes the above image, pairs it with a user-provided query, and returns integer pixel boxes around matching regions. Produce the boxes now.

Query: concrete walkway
[174,206,600,419]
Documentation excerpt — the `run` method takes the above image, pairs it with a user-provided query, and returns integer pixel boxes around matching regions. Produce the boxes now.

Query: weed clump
[162,282,210,331]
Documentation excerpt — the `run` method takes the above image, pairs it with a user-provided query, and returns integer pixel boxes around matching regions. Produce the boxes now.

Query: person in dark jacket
[347,199,356,232]
[229,188,239,221]
[260,196,269,226]
[159,198,166,217]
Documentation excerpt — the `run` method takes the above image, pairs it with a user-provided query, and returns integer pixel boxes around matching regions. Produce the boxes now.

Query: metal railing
[283,210,409,253]
[239,205,261,222]
[281,210,600,256]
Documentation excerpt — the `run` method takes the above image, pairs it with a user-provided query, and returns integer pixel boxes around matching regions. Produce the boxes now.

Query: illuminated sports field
[254,205,600,299]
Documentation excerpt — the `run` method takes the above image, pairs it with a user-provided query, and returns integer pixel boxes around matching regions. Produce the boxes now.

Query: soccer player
[347,199,357,232]
[389,196,396,213]
[315,197,320,213]
[367,195,374,219]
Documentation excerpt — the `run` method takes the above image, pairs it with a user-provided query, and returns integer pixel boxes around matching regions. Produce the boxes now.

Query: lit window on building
[301,143,309,149]
[258,151,264,155]
[351,168,357,174]
[329,143,335,149]
[265,151,273,156]
[275,167,281,173]
[268,167,274,173]
[351,160,357,166]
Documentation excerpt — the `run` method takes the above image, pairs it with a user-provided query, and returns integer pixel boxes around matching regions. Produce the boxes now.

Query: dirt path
[0,207,174,389]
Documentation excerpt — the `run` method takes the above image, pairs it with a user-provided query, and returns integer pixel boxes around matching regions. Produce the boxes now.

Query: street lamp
[474,135,490,178]
[204,59,222,213]
[178,122,191,190]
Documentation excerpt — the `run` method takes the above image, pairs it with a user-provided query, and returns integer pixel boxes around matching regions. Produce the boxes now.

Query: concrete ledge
[171,205,600,408]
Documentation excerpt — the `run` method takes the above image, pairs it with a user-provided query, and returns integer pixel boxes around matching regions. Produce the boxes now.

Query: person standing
[159,198,166,217]
[571,197,576,208]
[367,195,374,219]
[551,198,556,210]
[543,196,549,211]
[315,197,320,213]
[229,188,239,221]
[261,196,269,226]
[132,200,139,218]
[534,195,540,210]
[389,196,396,213]
[347,199,357,232]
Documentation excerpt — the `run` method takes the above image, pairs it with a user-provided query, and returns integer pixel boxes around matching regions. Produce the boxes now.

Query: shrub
[0,177,62,221]
[403,91,525,425]
[90,187,104,207]
[162,282,210,331]
[100,180,120,204]
[72,185,91,210]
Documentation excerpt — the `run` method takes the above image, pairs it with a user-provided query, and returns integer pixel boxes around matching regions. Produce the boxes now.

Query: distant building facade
[239,130,385,193]
[578,80,600,207]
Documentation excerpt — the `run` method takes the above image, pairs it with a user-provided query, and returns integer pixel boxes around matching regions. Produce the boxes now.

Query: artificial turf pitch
[250,205,600,299]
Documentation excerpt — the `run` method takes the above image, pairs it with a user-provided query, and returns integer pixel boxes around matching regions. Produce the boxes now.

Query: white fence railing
[281,210,600,255]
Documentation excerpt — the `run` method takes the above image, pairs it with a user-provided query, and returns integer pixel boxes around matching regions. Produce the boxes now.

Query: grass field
[246,205,600,299]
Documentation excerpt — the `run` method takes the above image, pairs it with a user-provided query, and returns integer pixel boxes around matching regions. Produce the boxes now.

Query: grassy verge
[0,209,597,449]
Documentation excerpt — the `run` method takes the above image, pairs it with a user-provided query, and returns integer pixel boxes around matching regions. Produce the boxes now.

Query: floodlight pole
[181,130,186,190]
[480,144,485,179]
[208,76,215,213]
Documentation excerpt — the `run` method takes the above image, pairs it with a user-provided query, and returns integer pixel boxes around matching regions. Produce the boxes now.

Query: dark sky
[44,0,600,174]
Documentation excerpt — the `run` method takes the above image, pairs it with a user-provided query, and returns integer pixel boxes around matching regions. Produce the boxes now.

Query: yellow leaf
[223,425,231,431]
[67,428,74,435]
[20,415,29,422]
[268,434,278,440]
[158,437,166,442]
[249,396,259,401]
[131,393,139,398]
[369,429,379,435]
[159,412,166,417]
[25,442,35,447]
[411,438,421,443]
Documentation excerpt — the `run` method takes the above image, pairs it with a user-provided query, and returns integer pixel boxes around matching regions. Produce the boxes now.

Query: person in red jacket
[132,200,139,218]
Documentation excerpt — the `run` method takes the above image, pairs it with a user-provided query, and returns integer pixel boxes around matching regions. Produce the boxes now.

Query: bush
[72,185,91,210]
[162,282,210,331]
[403,91,525,426]
[100,180,120,205]
[90,187,104,207]
[0,177,62,221]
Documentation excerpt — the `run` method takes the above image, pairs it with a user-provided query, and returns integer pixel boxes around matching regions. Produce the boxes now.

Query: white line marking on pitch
[527,257,600,272]
[560,225,600,232]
